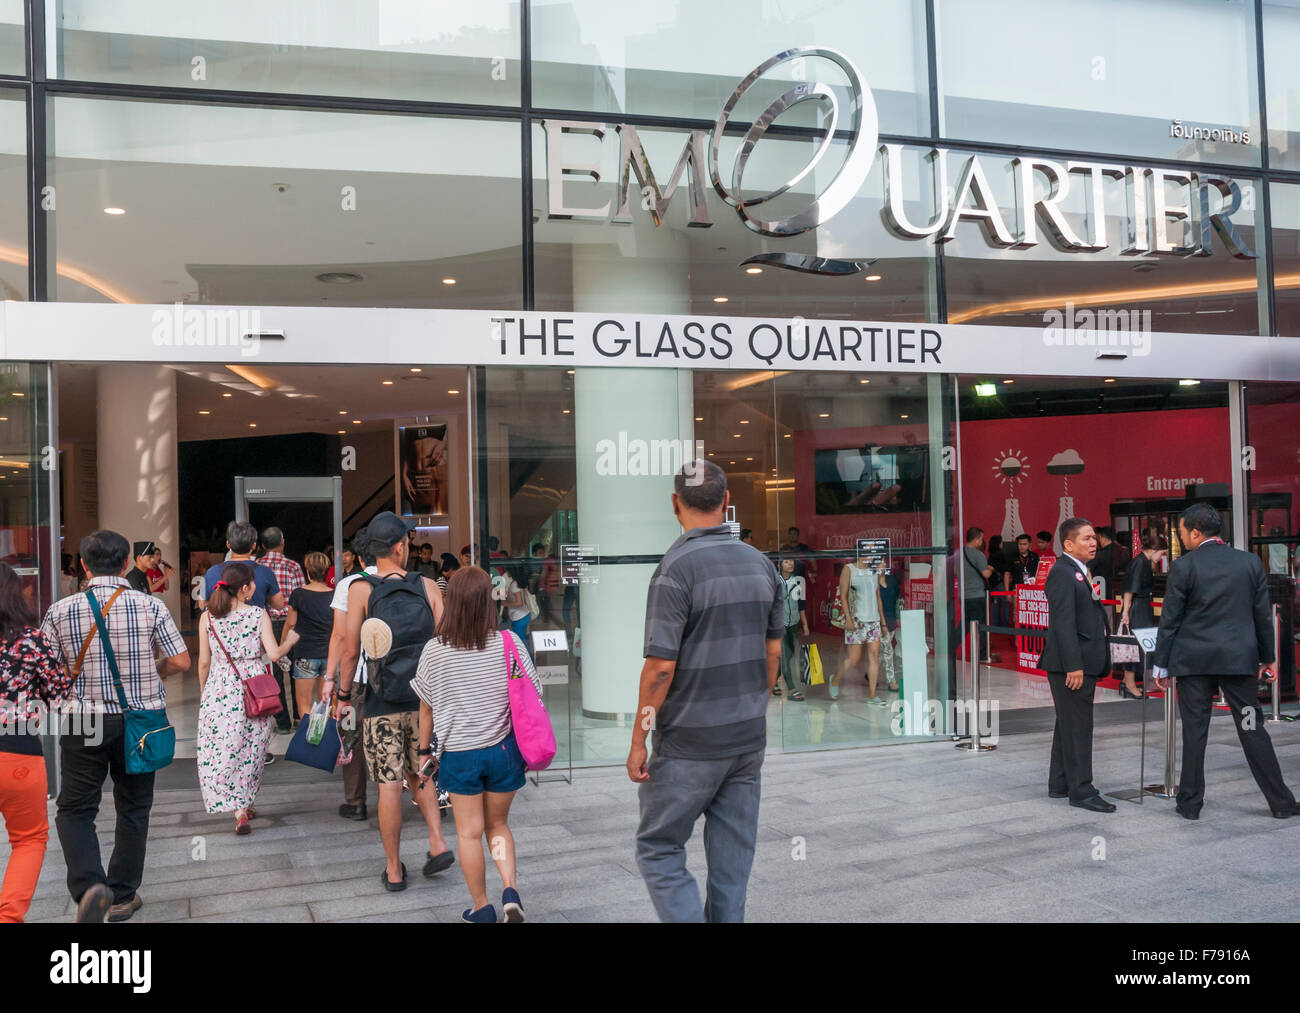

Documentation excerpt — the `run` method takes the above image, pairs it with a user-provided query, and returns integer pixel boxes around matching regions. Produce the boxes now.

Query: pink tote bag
[503,632,556,771]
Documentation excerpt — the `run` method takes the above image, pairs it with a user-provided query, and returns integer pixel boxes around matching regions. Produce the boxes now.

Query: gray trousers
[635,747,764,923]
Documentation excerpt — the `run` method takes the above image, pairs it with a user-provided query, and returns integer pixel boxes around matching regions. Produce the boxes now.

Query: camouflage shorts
[363,711,420,785]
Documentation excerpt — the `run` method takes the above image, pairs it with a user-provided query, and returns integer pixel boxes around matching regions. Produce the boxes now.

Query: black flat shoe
[1271,804,1299,819]
[423,850,456,877]
[338,803,368,821]
[1070,795,1117,813]
[1048,790,1068,799]
[1176,804,1201,821]
[382,863,407,892]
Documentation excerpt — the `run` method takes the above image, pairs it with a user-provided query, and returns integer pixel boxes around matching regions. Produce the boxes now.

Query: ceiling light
[337,429,346,434]
[249,423,258,428]
[730,460,736,465]
[713,296,729,303]
[442,278,456,285]
[339,410,347,415]
[739,419,750,424]
[733,433,741,438]
[0,417,8,421]
[818,412,829,418]
[864,274,882,282]
[859,378,870,384]
[103,207,125,215]
[562,409,571,414]
[900,414,909,419]
[351,419,361,424]
[1003,379,1015,384]
[11,392,24,397]
[447,389,460,395]
[783,433,791,438]
[410,367,422,373]
[695,416,703,421]
[382,380,394,385]
[1104,377,1116,383]
[198,410,210,415]
[315,271,362,284]
[745,267,763,275]
[746,457,753,462]
[222,392,233,397]
[975,383,997,397]
[566,369,575,375]
[1179,379,1201,386]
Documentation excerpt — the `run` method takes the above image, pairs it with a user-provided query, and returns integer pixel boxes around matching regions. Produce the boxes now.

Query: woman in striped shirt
[414,566,541,924]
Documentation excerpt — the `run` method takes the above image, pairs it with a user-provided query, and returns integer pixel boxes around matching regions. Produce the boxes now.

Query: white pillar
[96,365,182,624]
[572,233,694,718]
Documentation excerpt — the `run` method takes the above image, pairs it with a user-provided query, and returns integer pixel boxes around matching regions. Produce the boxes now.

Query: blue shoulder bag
[86,590,176,775]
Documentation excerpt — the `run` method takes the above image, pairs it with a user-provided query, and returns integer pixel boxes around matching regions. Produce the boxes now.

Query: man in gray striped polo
[628,459,784,922]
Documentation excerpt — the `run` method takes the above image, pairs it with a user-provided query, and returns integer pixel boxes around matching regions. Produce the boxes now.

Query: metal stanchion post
[1140,682,1178,799]
[1268,604,1283,724]
[957,619,996,752]
[981,590,992,663]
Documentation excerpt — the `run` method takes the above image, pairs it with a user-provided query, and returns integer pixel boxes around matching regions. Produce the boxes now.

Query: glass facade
[0,3,1297,768]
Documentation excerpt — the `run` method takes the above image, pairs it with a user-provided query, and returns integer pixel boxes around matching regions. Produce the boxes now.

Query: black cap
[365,512,416,557]
[133,541,156,558]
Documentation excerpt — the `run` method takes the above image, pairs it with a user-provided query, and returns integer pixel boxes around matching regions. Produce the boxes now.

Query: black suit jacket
[1038,556,1110,679]
[1152,541,1274,677]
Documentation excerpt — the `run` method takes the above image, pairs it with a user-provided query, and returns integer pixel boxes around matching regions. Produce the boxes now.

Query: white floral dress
[198,605,273,813]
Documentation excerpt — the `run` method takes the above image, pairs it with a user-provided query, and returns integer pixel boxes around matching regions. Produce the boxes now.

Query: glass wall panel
[54,1,520,105]
[1270,181,1300,335]
[0,88,26,299]
[0,363,56,619]
[1264,1,1300,169]
[0,0,21,76]
[533,122,937,320]
[772,370,957,749]
[939,147,1265,335]
[531,0,930,136]
[1243,380,1300,704]
[936,0,1261,166]
[47,97,522,307]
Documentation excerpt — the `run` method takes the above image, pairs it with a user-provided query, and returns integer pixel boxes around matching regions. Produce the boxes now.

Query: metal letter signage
[539,48,1256,271]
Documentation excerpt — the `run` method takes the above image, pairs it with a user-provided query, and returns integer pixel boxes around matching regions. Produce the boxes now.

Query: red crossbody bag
[209,618,284,719]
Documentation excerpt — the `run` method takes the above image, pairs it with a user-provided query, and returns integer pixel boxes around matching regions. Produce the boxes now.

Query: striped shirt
[644,524,784,760]
[40,578,187,714]
[412,630,541,759]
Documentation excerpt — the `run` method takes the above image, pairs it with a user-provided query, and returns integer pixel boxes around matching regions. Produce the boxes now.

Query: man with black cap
[339,512,453,890]
[125,541,156,595]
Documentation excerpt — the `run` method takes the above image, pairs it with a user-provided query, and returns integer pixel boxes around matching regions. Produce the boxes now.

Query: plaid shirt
[256,551,304,620]
[40,577,187,715]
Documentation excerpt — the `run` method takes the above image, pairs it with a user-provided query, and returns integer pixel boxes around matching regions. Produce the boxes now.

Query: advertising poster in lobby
[398,422,448,516]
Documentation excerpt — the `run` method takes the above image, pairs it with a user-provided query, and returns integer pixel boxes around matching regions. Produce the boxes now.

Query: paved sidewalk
[9,715,1300,923]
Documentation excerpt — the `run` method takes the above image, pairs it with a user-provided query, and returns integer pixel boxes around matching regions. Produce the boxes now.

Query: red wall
[960,406,1230,548]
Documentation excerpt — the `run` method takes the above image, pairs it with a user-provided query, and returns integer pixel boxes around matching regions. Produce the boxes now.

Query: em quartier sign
[541,47,1255,275]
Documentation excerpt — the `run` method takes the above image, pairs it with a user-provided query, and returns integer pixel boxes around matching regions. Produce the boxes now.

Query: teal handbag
[86,590,176,775]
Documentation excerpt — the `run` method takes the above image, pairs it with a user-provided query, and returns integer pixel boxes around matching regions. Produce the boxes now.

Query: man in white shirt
[323,527,377,821]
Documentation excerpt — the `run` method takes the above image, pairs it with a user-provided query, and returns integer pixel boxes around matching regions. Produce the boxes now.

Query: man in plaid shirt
[257,526,304,723]
[40,529,190,923]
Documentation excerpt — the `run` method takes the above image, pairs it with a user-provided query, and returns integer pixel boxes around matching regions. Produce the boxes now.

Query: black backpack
[364,570,434,707]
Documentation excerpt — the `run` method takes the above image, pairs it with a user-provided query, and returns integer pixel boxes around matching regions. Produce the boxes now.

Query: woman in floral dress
[197,561,297,834]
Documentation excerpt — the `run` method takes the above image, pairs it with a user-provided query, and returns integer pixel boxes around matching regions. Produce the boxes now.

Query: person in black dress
[1118,532,1166,698]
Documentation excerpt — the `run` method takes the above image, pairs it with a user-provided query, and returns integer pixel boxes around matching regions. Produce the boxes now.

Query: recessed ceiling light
[745,267,763,275]
[739,419,749,424]
[708,451,714,456]
[730,460,736,464]
[351,419,361,424]
[337,429,346,434]
[103,207,125,215]
[561,408,571,414]
[859,378,870,384]
[695,416,703,421]
[900,414,909,419]
[442,278,456,285]
[410,367,422,373]
[566,369,575,375]
[1178,379,1201,386]
[864,274,882,282]
[713,296,729,303]
[1003,379,1015,384]
[249,423,258,428]
[382,380,394,385]
[222,392,233,398]
[11,392,24,397]
[338,410,347,415]
[447,389,460,395]
[819,412,830,418]
[733,433,741,438]
[746,457,753,461]
[198,410,210,415]
[783,433,791,438]
[0,417,8,421]
[315,271,362,284]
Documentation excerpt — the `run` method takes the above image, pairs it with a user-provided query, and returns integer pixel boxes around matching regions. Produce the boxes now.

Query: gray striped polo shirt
[643,524,784,760]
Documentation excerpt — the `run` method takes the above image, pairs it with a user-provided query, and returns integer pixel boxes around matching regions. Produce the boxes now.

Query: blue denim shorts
[438,733,526,796]
[293,657,326,680]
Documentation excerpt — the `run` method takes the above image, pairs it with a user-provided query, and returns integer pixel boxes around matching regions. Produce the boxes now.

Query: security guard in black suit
[1151,503,1299,820]
[1039,517,1116,812]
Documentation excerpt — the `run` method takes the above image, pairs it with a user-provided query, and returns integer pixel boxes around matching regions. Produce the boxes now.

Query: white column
[96,365,182,624]
[572,232,694,718]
